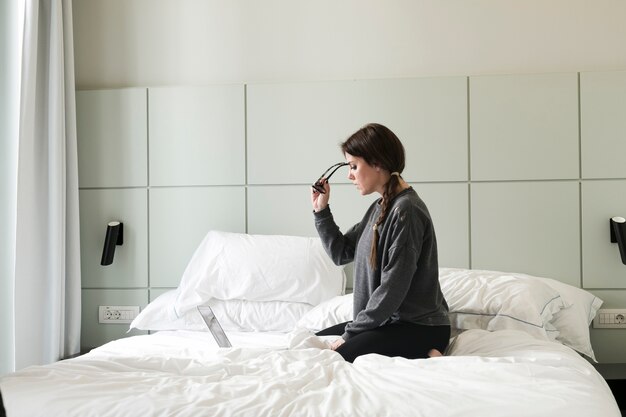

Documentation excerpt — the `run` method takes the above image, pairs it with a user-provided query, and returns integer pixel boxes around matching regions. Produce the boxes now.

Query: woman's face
[345,152,386,196]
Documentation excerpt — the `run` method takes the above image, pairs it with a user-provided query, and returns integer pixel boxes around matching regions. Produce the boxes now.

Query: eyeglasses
[311,162,349,194]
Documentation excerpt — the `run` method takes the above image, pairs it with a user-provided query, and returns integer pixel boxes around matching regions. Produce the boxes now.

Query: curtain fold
[5,0,81,371]
[0,0,22,376]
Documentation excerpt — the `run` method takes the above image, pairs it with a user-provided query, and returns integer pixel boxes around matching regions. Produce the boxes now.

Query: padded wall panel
[149,187,246,287]
[471,181,580,285]
[580,70,626,179]
[149,85,246,186]
[581,180,626,288]
[247,183,468,287]
[248,184,376,291]
[79,189,148,288]
[150,288,173,302]
[247,77,468,185]
[81,289,148,350]
[76,88,148,188]
[247,184,378,237]
[470,73,579,181]
[412,183,469,269]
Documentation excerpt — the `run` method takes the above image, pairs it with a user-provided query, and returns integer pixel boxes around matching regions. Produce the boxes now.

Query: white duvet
[0,329,620,417]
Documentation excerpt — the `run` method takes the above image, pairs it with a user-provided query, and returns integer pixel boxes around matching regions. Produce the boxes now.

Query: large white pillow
[297,269,568,340]
[439,268,567,341]
[173,231,346,317]
[131,289,313,333]
[514,272,603,361]
[296,294,354,332]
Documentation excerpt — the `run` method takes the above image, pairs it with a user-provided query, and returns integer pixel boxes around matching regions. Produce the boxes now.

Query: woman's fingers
[330,337,345,350]
[311,180,330,212]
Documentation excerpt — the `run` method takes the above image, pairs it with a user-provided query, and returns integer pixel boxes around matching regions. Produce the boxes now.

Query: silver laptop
[197,306,232,348]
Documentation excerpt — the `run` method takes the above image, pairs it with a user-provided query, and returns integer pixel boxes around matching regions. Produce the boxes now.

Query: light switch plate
[593,309,626,329]
[98,305,140,324]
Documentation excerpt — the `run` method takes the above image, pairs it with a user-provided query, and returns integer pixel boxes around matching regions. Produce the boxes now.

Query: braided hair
[341,123,406,270]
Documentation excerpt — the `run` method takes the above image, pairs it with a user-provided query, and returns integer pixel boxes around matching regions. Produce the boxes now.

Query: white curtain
[0,0,81,373]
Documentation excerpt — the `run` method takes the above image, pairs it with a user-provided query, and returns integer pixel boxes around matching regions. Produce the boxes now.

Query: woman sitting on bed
[311,123,450,363]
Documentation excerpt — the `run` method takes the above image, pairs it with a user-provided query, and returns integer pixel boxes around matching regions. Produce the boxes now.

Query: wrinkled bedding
[0,329,620,417]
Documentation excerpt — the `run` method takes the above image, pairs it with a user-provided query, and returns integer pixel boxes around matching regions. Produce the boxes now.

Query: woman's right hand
[311,180,330,212]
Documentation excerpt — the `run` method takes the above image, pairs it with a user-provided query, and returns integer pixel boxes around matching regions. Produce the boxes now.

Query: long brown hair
[341,123,406,270]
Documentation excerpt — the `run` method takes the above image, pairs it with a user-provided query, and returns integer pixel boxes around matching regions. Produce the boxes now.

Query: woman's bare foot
[428,349,443,358]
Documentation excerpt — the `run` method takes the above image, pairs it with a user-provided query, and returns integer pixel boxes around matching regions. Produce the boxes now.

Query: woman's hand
[330,337,345,351]
[311,180,330,212]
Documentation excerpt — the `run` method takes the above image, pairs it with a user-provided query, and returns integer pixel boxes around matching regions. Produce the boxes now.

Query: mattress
[0,328,620,417]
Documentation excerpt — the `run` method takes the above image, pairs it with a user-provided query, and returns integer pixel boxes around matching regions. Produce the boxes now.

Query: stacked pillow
[509,270,603,360]
[438,268,603,360]
[294,268,602,361]
[439,268,565,341]
[131,289,314,332]
[129,232,602,361]
[130,230,346,333]
[173,230,346,316]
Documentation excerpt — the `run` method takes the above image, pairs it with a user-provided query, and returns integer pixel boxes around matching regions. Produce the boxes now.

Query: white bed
[0,231,621,416]
[1,328,620,417]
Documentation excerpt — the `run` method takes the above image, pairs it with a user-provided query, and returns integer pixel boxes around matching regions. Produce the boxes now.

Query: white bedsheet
[0,329,620,417]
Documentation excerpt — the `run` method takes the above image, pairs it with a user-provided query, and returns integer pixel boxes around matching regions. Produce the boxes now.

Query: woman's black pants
[316,321,451,363]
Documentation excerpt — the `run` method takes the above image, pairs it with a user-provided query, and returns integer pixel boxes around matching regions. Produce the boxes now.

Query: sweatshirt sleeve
[313,206,362,266]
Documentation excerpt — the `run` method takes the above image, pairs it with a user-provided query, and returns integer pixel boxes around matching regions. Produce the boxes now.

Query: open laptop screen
[197,306,232,348]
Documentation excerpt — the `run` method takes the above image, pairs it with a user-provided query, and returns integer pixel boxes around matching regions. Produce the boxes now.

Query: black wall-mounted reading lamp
[101,221,123,266]
[610,217,626,265]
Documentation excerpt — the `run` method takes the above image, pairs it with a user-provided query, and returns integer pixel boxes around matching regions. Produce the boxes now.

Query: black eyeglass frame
[311,162,349,194]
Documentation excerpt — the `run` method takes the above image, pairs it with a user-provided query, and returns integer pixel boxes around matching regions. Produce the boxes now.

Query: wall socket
[593,309,626,329]
[98,305,140,324]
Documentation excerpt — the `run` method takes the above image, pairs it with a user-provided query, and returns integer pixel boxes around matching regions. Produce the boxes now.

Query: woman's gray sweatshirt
[313,188,449,341]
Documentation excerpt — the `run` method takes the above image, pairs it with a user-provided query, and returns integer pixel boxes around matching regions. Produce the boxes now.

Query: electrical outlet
[98,305,140,324]
[593,309,626,329]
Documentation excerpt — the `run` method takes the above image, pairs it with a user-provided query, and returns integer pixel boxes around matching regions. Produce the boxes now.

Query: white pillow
[130,289,313,332]
[439,268,567,341]
[174,231,346,317]
[296,294,354,332]
[516,273,603,361]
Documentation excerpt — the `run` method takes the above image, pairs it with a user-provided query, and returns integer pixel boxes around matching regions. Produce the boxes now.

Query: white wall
[73,0,626,88]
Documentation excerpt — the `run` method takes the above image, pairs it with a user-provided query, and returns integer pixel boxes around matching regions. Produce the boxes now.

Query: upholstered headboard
[76,72,626,361]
